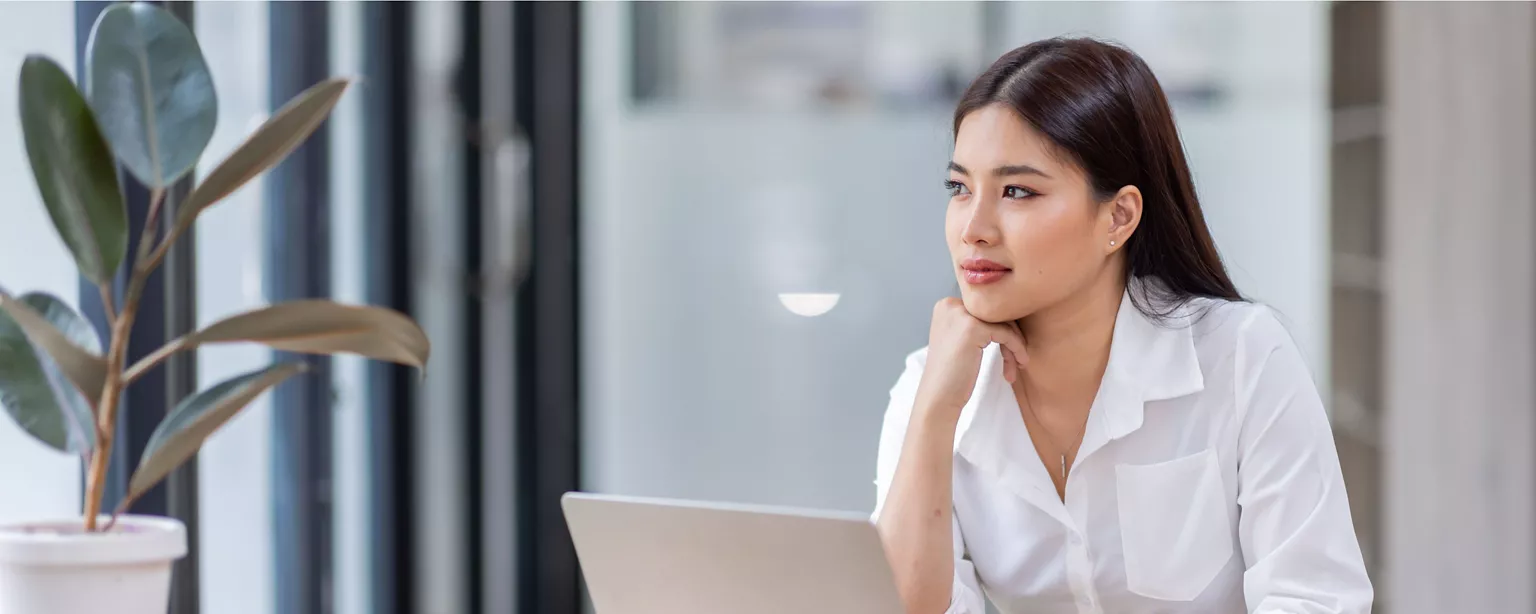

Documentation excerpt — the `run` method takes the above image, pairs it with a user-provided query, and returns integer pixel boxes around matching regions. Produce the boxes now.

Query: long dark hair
[954,37,1241,318]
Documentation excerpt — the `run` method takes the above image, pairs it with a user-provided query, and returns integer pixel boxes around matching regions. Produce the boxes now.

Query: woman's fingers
[989,322,1029,377]
[1000,344,1017,382]
[1007,320,1029,370]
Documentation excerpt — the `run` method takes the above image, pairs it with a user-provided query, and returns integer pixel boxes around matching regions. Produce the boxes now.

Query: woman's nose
[961,202,1002,246]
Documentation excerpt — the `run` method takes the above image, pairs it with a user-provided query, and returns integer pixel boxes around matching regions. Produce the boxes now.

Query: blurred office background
[0,2,1527,614]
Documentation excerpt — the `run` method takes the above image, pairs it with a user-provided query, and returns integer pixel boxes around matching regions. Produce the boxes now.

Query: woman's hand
[914,297,1029,421]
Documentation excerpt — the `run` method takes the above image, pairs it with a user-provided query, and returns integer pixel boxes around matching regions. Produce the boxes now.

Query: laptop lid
[561,492,905,614]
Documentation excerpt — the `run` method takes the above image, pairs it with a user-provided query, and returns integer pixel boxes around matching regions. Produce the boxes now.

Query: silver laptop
[561,492,905,614]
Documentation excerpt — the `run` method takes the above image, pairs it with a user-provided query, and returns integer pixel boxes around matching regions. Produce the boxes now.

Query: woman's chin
[959,293,1029,324]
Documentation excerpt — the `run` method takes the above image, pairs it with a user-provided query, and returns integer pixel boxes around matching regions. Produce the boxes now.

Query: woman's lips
[960,258,1012,285]
[963,269,1010,284]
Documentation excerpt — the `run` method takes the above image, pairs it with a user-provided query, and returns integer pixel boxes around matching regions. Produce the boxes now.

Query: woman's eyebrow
[994,164,1051,179]
[947,161,1052,180]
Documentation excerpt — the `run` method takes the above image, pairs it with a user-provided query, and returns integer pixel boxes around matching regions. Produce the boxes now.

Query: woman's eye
[943,179,970,197]
[1003,185,1037,199]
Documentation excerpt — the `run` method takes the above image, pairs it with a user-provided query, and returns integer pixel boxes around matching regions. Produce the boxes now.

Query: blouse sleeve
[1234,309,1374,613]
[872,348,987,613]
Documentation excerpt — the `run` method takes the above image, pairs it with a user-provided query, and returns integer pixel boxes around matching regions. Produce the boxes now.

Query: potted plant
[0,3,429,613]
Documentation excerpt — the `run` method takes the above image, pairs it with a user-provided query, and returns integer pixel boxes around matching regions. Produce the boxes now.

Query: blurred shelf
[1332,251,1382,293]
[1329,389,1379,448]
[1332,104,1384,145]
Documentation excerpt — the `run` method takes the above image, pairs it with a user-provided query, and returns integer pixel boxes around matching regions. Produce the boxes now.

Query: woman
[871,38,1372,614]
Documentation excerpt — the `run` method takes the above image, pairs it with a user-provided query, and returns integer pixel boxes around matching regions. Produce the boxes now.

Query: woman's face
[945,104,1129,323]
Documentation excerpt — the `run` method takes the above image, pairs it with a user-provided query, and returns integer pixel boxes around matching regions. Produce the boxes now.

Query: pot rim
[0,515,187,566]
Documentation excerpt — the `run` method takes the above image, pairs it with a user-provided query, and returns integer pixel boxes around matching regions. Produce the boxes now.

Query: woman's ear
[1105,186,1143,252]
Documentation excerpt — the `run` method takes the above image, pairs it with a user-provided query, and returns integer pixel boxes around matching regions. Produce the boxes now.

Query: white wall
[410,3,471,613]
[998,1,1332,390]
[1383,4,1535,611]
[328,4,372,614]
[0,1,83,524]
[194,4,274,614]
[580,3,1331,514]
[583,3,959,513]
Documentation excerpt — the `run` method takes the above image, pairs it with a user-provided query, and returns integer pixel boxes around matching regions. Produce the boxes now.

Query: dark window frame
[511,3,583,613]
[266,4,334,614]
[360,4,418,614]
[74,3,200,614]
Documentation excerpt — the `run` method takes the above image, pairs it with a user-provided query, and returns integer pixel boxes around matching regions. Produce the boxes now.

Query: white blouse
[871,288,1373,614]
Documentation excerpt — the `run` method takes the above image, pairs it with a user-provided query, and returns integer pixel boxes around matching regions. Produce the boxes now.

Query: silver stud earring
[1109,240,1116,246]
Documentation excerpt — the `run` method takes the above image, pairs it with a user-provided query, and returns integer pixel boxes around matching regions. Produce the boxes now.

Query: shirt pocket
[1114,448,1234,601]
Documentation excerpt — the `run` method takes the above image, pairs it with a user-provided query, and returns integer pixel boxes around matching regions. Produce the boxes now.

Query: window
[193,3,275,614]
[328,3,372,614]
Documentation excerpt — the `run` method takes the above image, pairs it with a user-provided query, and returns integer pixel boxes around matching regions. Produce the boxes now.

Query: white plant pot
[0,515,187,614]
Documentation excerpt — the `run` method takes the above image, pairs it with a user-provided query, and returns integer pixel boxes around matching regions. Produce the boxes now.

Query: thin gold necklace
[1018,379,1074,481]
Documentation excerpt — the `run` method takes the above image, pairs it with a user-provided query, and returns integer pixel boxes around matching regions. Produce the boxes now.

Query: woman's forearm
[877,402,961,614]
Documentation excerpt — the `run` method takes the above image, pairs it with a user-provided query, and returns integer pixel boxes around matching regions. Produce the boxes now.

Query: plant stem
[97,283,116,324]
[84,308,134,532]
[137,188,165,267]
[138,187,181,278]
[82,448,107,530]
[142,238,172,278]
[141,222,185,280]
[123,337,186,385]
[83,188,166,532]
[103,497,132,532]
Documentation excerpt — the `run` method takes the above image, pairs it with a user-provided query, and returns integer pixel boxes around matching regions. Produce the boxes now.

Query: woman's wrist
[911,394,965,431]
